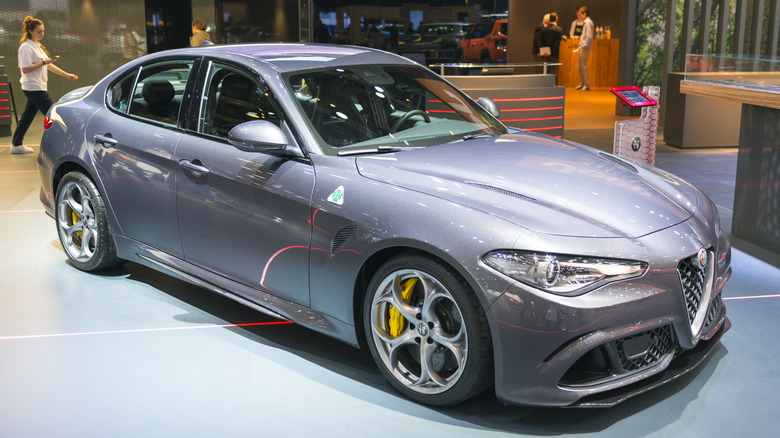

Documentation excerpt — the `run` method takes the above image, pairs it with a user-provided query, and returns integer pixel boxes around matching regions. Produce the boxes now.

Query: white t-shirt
[18,39,49,91]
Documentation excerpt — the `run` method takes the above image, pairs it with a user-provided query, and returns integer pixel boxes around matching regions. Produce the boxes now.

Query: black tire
[363,252,493,406]
[480,51,492,64]
[55,171,123,271]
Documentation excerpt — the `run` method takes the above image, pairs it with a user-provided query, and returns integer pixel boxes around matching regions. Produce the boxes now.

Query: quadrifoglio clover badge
[328,185,345,205]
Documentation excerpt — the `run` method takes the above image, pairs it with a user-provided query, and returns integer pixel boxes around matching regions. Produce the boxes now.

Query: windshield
[286,64,507,155]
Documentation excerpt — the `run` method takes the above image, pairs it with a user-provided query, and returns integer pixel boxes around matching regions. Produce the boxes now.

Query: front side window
[125,60,194,126]
[287,64,506,155]
[199,62,282,139]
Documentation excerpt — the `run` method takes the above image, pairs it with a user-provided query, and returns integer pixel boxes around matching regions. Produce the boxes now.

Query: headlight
[483,250,647,295]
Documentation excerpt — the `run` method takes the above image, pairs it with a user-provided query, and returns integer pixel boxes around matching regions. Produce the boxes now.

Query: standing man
[540,12,563,75]
[532,14,550,63]
[575,6,594,91]
[190,18,212,47]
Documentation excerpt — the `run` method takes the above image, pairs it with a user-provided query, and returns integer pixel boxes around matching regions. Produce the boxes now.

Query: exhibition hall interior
[1,0,779,436]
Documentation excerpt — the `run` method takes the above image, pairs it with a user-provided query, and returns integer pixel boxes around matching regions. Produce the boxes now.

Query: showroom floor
[2,91,779,438]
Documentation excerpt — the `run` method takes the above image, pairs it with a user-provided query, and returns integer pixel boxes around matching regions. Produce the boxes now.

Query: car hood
[355,133,702,238]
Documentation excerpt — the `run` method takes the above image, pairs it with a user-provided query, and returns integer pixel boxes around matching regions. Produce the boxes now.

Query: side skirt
[114,235,360,346]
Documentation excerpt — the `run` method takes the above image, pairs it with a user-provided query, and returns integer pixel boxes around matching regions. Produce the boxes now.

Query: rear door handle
[94,134,118,148]
[179,159,210,177]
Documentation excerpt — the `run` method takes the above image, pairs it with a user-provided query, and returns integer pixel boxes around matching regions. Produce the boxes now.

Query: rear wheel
[480,51,492,64]
[363,253,493,406]
[55,171,122,271]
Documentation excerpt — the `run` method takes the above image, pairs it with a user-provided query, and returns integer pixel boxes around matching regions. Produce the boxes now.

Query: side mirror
[228,120,288,152]
[477,97,500,119]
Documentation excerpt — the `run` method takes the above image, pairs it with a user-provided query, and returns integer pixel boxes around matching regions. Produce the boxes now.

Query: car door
[175,61,315,306]
[87,59,195,258]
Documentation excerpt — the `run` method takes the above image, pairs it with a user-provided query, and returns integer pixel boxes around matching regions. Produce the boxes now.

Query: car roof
[172,43,416,73]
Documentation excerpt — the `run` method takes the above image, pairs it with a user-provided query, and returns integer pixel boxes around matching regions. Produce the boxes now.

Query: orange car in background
[458,16,508,63]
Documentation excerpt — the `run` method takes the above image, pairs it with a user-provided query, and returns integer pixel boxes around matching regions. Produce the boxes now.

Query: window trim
[189,58,308,159]
[104,56,198,130]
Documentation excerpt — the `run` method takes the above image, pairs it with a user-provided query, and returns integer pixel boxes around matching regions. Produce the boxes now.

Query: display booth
[439,64,566,138]
[0,61,16,137]
[611,85,659,165]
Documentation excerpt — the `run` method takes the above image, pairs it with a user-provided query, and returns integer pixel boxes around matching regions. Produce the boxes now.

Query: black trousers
[12,90,53,146]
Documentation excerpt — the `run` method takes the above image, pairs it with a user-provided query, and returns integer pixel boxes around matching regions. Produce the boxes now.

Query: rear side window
[107,69,138,113]
[127,60,193,126]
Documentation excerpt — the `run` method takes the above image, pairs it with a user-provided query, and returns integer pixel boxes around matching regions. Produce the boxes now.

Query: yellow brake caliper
[71,210,83,244]
[387,277,418,337]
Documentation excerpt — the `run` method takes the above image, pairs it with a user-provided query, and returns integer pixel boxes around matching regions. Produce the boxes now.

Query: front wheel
[363,253,493,406]
[55,171,123,271]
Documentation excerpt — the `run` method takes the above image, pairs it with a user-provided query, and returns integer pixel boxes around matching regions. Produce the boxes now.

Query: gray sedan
[37,43,730,407]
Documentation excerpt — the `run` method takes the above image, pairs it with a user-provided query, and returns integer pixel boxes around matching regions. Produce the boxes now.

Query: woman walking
[11,16,78,154]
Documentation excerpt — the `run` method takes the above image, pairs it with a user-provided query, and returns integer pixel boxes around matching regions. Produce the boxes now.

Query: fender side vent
[598,153,639,173]
[466,182,536,201]
[331,224,357,254]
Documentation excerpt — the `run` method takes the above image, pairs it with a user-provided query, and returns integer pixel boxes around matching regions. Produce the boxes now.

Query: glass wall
[216,0,299,43]
[309,1,508,64]
[0,0,513,105]
[1,0,148,104]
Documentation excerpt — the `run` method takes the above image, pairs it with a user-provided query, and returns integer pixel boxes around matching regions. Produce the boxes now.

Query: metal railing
[428,62,562,76]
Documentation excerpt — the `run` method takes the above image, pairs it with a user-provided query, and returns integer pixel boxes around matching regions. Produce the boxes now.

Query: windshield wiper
[462,133,496,141]
[337,145,421,156]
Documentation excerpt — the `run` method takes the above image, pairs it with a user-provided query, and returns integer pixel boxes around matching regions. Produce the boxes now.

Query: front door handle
[179,159,210,177]
[94,134,118,148]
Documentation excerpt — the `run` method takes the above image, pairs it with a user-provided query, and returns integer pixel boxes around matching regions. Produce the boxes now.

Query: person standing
[313,19,331,43]
[575,7,594,91]
[11,16,78,154]
[532,14,550,63]
[570,14,584,39]
[540,12,564,75]
[190,18,212,47]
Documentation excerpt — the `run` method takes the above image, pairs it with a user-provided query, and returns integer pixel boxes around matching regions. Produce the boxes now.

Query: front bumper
[571,316,729,407]
[486,222,731,407]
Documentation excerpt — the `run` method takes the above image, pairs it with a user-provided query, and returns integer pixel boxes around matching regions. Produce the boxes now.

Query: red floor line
[0,321,293,341]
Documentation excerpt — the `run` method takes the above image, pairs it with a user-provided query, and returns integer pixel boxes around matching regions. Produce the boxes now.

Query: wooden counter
[556,38,619,88]
[680,75,780,110]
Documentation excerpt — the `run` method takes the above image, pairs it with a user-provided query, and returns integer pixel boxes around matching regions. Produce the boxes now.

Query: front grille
[616,326,675,371]
[703,294,723,333]
[678,257,706,324]
[559,325,676,387]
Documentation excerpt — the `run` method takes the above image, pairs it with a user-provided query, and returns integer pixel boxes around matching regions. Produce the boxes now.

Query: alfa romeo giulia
[37,43,731,407]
